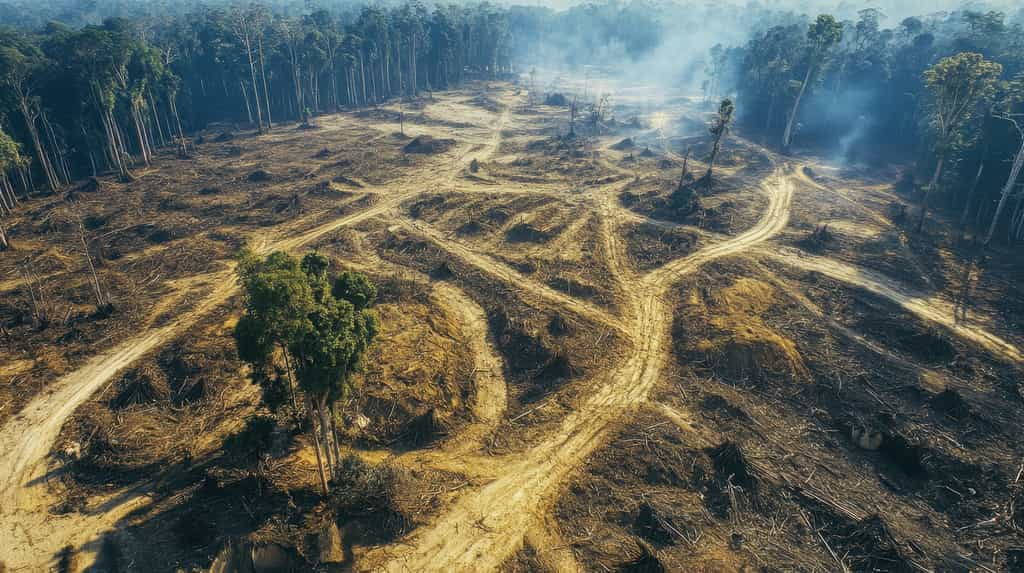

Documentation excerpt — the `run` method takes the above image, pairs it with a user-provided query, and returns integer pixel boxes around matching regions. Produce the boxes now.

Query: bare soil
[2,79,1023,573]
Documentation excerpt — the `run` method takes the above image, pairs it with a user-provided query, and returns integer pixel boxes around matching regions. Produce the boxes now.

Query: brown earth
[1,80,1022,573]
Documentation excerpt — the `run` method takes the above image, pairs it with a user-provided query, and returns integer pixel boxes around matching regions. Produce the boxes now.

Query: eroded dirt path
[763,246,1023,363]
[355,163,795,573]
[5,85,1022,573]
[0,100,513,572]
[0,199,409,569]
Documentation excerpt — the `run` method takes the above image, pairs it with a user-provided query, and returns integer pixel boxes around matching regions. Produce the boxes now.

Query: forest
[722,6,1024,242]
[1,1,1023,247]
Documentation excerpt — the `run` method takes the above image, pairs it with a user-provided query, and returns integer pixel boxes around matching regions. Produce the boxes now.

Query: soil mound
[506,222,555,243]
[110,364,170,409]
[403,135,456,154]
[689,278,809,383]
[247,170,274,182]
[544,93,569,106]
[611,138,636,151]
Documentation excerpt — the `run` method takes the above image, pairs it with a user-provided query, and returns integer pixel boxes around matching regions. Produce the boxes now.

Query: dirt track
[354,163,795,572]
[763,246,1023,363]
[2,88,1022,572]
[0,99,510,571]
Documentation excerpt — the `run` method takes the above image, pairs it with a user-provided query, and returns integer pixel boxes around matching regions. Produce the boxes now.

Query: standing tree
[703,98,735,182]
[0,126,23,250]
[782,14,842,152]
[0,41,61,192]
[235,250,377,496]
[984,114,1023,245]
[230,6,266,133]
[916,52,1002,233]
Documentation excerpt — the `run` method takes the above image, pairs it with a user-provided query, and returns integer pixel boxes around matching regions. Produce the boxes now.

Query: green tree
[0,39,60,191]
[234,250,377,495]
[782,14,843,151]
[704,98,735,182]
[916,52,1002,232]
[0,126,24,249]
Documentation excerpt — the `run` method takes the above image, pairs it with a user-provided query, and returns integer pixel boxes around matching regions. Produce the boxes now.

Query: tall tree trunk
[364,53,372,104]
[169,94,188,157]
[0,174,13,213]
[1010,194,1024,242]
[410,39,418,96]
[984,128,1024,246]
[17,97,59,192]
[245,37,265,133]
[782,63,814,151]
[241,80,254,124]
[331,65,339,111]
[916,155,944,234]
[5,174,18,207]
[706,132,724,180]
[17,167,31,198]
[329,402,343,472]
[78,218,104,306]
[317,397,337,477]
[959,159,985,231]
[147,89,166,147]
[396,37,403,97]
[305,396,331,496]
[40,112,68,185]
[131,104,151,166]
[258,33,272,130]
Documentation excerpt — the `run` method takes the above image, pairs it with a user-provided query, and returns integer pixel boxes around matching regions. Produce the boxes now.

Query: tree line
[0,2,513,213]
[720,8,1024,244]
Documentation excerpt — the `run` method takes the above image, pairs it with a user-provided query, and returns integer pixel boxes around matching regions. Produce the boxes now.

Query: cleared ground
[1,80,1023,572]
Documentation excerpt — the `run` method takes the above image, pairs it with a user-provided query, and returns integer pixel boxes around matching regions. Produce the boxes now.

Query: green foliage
[0,127,23,172]
[234,250,377,410]
[333,271,378,310]
[923,52,1003,152]
[807,14,843,59]
[709,98,735,138]
[291,292,378,401]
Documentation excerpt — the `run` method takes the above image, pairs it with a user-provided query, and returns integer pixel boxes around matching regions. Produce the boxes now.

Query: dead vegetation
[0,111,410,426]
[5,82,1024,573]
[675,274,809,384]
[619,169,766,235]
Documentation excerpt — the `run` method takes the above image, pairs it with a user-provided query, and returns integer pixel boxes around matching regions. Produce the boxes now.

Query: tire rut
[0,101,514,572]
[356,164,796,573]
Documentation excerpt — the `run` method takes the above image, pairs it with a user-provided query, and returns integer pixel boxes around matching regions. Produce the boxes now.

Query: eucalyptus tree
[0,36,61,192]
[277,17,308,121]
[229,5,267,133]
[916,52,1002,232]
[236,250,378,496]
[737,24,802,132]
[782,14,842,152]
[309,9,343,111]
[704,98,735,182]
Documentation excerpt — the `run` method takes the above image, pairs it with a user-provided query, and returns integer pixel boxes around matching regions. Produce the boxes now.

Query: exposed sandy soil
[2,80,1023,573]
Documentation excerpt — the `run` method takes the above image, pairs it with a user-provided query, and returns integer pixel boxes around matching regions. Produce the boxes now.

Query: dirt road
[355,164,795,572]
[0,100,512,571]
[0,198,409,569]
[5,86,1020,573]
[763,246,1023,363]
